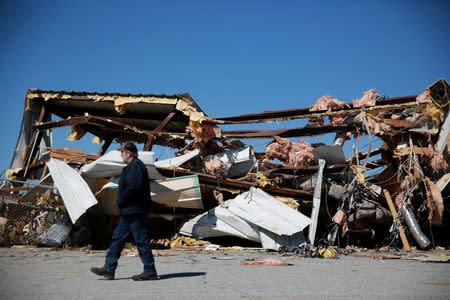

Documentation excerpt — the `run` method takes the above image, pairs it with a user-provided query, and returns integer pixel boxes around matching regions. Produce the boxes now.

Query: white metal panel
[80,150,163,179]
[47,158,98,223]
[154,149,200,168]
[150,175,203,209]
[214,206,261,241]
[97,175,203,211]
[259,229,306,251]
[178,206,261,242]
[204,147,257,178]
[226,188,312,235]
[308,159,326,245]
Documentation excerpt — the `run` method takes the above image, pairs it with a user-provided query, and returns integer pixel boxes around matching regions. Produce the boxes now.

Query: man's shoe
[91,266,114,280]
[132,272,159,281]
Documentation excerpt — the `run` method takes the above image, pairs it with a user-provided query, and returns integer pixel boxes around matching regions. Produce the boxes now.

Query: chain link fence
[0,178,71,247]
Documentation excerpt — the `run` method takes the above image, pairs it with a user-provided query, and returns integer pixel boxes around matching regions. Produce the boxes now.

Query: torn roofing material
[25,89,207,145]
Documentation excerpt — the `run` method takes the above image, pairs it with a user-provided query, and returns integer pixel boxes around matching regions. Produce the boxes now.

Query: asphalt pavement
[0,246,449,299]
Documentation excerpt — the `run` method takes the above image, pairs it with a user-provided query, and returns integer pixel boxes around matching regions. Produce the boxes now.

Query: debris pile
[1,79,448,253]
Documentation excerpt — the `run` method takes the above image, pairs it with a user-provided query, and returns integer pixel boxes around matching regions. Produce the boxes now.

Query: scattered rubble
[1,79,448,258]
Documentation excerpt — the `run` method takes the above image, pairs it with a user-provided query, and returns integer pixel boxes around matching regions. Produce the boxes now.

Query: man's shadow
[112,272,206,280]
[159,272,206,280]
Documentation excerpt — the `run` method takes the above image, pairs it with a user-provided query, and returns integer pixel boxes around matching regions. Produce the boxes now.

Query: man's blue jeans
[104,214,157,275]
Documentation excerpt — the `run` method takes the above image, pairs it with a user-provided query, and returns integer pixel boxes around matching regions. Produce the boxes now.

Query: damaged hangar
[0,79,449,253]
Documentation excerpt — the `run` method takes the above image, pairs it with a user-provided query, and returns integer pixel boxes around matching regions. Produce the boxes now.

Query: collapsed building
[0,79,449,253]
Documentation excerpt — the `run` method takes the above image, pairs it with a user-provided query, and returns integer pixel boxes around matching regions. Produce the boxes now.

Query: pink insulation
[329,115,346,125]
[353,88,377,108]
[265,136,315,167]
[243,258,286,266]
[204,157,228,176]
[311,95,346,111]
[426,144,449,171]
[332,210,349,236]
[416,90,430,102]
[395,175,414,209]
[427,180,444,225]
[288,139,315,167]
[309,95,347,126]
[366,116,391,136]
[186,123,222,143]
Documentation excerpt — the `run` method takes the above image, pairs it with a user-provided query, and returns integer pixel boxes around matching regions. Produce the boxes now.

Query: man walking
[91,143,158,281]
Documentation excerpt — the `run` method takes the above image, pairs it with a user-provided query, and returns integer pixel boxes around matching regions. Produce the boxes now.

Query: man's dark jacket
[117,157,151,215]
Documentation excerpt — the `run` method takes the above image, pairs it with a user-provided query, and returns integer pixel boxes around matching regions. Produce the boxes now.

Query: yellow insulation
[67,125,87,141]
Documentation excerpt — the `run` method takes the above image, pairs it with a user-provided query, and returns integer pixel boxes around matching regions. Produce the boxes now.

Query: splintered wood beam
[144,112,176,151]
[383,189,411,251]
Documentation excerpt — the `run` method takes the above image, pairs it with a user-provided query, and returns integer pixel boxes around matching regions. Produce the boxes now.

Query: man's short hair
[118,142,138,155]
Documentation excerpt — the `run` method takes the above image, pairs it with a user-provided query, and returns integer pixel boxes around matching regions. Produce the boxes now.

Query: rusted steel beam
[34,115,187,141]
[16,161,47,178]
[348,148,384,162]
[144,112,176,151]
[156,166,312,199]
[223,124,358,139]
[262,163,348,176]
[209,95,423,125]
[382,119,413,128]
[34,115,125,131]
[97,137,113,156]
[22,105,49,175]
[48,105,180,124]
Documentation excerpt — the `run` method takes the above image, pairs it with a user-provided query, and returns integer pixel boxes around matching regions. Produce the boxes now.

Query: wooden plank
[383,189,411,251]
[52,147,85,155]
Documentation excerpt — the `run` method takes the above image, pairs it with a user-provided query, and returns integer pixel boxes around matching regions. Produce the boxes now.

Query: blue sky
[1,0,449,174]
